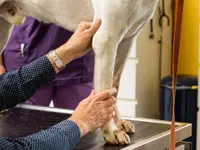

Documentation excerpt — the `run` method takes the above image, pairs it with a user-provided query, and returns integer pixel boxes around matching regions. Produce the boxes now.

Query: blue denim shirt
[3,17,94,86]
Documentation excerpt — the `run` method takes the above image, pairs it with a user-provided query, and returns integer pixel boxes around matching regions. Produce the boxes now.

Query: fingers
[106,113,114,122]
[78,19,101,35]
[106,105,115,114]
[89,89,95,96]
[88,19,102,35]
[95,88,117,100]
[105,110,115,122]
[103,97,116,108]
[99,100,115,124]
[100,106,115,124]
[80,21,93,30]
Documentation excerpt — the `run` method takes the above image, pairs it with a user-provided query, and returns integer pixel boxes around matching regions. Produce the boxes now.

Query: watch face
[56,60,63,67]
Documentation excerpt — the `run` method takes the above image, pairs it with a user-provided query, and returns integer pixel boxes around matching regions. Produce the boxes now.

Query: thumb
[89,19,102,35]
[89,89,95,96]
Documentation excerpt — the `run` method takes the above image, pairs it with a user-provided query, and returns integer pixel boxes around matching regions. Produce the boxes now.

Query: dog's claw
[104,130,130,145]
[119,120,135,133]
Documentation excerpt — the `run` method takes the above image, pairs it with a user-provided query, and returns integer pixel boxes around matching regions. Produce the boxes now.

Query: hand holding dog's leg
[69,88,117,137]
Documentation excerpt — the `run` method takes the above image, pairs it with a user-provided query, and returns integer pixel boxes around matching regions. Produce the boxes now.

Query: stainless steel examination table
[0,104,192,150]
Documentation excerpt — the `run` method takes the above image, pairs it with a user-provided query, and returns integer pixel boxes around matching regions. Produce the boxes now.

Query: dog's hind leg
[112,36,137,134]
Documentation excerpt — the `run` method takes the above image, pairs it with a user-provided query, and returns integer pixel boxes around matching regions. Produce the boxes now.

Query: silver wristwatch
[48,50,65,70]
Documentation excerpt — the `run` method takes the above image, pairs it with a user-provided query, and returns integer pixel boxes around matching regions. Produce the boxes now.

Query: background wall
[117,0,200,148]
[178,0,198,75]
[118,0,199,119]
[136,0,173,118]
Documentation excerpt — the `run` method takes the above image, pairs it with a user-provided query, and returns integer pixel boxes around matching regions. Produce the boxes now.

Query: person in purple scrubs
[0,17,94,110]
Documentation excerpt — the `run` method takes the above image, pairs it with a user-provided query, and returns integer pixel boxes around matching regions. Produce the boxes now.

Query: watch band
[48,50,65,71]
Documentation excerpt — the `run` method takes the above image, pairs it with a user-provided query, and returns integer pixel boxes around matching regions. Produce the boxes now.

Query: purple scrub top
[3,17,94,86]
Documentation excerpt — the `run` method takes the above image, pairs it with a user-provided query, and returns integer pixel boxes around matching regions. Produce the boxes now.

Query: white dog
[0,0,158,145]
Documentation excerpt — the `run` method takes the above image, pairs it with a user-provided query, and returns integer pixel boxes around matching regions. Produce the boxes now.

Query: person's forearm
[47,45,74,73]
[0,54,3,66]
[0,120,81,150]
[0,54,6,74]
[0,56,56,110]
[0,44,76,110]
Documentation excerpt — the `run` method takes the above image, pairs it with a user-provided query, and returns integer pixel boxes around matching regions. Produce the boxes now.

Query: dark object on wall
[160,74,198,150]
[149,19,155,39]
[159,0,170,27]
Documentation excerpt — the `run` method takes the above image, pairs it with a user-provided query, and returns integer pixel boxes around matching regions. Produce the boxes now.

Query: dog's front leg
[92,25,131,145]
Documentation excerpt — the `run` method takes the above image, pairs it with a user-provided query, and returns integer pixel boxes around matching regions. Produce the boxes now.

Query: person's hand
[50,19,101,73]
[69,88,117,137]
[62,19,102,59]
[0,65,6,74]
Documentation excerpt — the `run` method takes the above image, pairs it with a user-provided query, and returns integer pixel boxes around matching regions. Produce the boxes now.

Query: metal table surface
[0,104,192,150]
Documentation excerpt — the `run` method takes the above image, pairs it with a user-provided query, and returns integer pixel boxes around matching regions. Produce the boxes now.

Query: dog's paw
[118,120,135,134]
[104,130,130,145]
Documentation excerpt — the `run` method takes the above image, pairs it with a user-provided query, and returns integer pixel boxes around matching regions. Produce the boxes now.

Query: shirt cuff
[51,120,81,146]
[22,120,81,150]
[24,55,56,83]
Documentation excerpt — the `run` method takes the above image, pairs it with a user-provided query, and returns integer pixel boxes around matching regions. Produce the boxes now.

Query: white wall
[117,0,173,118]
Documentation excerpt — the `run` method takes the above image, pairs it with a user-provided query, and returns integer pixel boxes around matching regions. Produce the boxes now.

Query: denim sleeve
[0,55,56,110]
[0,120,81,150]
